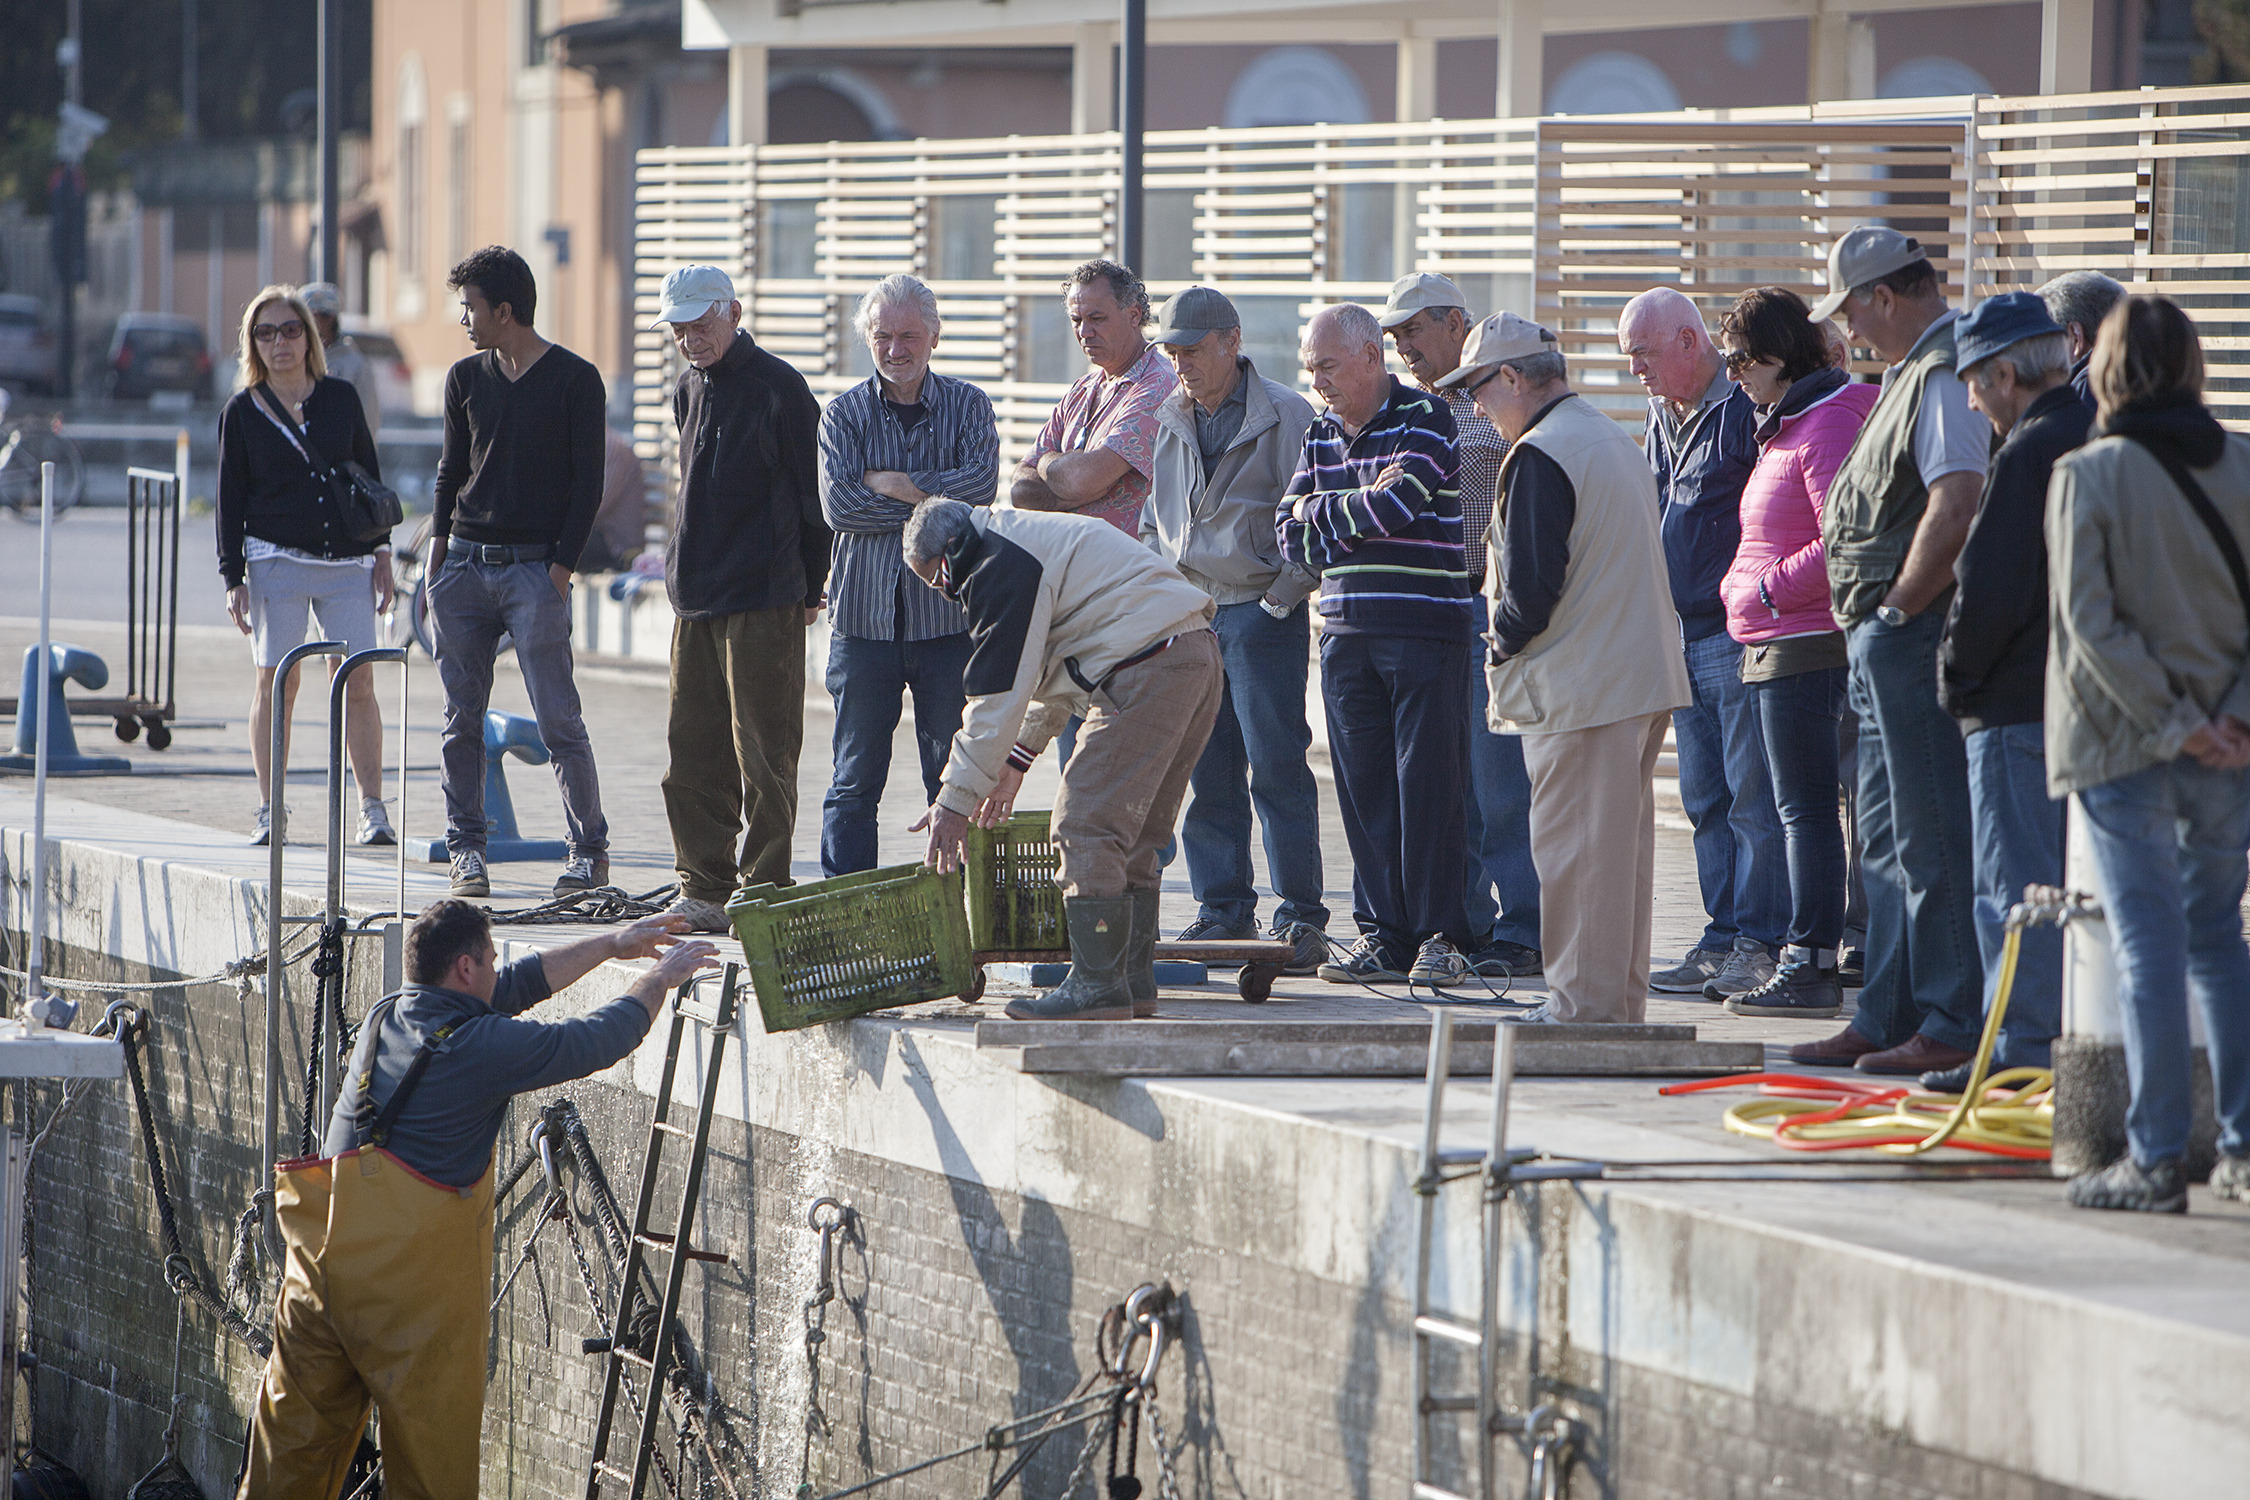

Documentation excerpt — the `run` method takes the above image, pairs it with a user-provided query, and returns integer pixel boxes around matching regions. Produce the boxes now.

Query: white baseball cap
[651,265,737,328]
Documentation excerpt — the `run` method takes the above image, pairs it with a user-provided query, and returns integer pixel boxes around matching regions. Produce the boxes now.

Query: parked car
[341,320,415,424]
[0,294,59,395]
[105,313,212,401]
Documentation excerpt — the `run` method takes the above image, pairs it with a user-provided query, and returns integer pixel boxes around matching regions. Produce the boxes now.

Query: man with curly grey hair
[1010,259,1176,535]
[816,273,999,876]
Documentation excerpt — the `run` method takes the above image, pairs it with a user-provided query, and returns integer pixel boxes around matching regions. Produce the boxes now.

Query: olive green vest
[1820,316,1961,627]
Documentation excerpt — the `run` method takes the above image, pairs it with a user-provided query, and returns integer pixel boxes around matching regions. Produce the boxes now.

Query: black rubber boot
[1004,895,1135,1021]
[1126,886,1159,1018]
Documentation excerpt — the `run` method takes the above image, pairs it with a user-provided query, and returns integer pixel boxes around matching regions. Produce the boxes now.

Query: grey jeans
[428,554,607,858]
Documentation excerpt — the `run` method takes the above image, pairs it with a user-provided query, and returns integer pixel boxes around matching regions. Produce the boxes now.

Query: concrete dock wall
[5,807,2237,1499]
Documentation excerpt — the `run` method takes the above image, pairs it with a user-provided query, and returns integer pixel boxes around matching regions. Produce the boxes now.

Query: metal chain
[1144,1396,1185,1500]
[1058,1400,1117,1500]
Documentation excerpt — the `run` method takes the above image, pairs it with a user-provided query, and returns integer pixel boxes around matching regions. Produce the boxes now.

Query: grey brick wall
[8,933,2104,1500]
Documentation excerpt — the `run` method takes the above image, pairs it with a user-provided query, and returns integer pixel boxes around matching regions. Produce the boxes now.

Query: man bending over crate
[238,899,715,1498]
[905,497,1223,1020]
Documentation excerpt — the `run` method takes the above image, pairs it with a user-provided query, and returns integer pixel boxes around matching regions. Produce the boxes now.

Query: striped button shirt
[1277,377,1472,643]
[817,371,1000,641]
[1443,386,1508,586]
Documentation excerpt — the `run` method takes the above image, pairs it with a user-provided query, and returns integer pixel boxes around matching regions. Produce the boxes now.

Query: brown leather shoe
[1855,1034,1975,1076]
[1787,1025,1885,1068]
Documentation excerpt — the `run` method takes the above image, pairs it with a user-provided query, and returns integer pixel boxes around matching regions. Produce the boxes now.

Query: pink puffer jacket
[1721,381,1880,644]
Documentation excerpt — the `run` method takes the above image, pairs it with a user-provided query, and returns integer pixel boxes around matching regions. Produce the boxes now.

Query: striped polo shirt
[817,370,1000,641]
[1278,376,1471,643]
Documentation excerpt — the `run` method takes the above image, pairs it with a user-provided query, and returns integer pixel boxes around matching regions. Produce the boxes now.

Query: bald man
[1618,287,1786,1005]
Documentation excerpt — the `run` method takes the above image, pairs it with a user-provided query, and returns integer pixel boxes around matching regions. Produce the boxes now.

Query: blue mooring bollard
[420,710,568,863]
[0,643,133,776]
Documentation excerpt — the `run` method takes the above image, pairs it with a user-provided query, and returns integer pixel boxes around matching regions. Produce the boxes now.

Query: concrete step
[973,1017,1763,1077]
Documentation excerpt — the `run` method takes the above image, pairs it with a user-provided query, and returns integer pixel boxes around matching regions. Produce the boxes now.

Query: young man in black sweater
[427,246,610,899]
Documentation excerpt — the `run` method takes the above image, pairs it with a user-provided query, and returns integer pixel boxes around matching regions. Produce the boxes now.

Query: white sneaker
[666,893,732,934]
[249,804,272,847]
[356,800,396,846]
[449,849,491,898]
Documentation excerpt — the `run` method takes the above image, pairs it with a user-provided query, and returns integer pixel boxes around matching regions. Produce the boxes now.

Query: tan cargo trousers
[1521,709,1669,1023]
[1053,628,1224,898]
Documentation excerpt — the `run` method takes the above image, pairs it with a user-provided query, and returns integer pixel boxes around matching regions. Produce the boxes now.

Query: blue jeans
[1748,663,1847,952]
[820,630,973,877]
[1844,610,1979,1050]
[2078,758,2250,1168]
[1674,628,1788,950]
[1321,632,1472,955]
[1181,600,1329,932]
[1965,724,2065,1069]
[1464,596,1540,949]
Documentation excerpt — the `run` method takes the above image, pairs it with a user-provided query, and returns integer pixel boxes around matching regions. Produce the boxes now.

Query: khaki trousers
[240,1150,494,1499]
[1521,710,1668,1023]
[665,607,806,901]
[1054,629,1224,898]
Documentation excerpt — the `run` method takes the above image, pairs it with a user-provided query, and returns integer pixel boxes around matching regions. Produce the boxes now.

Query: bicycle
[0,394,84,519]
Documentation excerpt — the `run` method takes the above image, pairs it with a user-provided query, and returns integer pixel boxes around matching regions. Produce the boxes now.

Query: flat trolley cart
[959,812,1290,1005]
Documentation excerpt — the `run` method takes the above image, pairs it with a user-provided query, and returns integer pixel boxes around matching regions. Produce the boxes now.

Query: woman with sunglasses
[217,284,395,846]
[1708,286,1878,1018]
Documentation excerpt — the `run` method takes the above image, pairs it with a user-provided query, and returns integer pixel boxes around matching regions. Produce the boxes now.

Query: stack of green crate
[724,863,973,1032]
[963,811,1066,952]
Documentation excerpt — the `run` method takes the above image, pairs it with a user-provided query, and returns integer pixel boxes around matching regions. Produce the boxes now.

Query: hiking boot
[449,850,491,899]
[1177,914,1255,943]
[2067,1156,2186,1214]
[1702,937,1777,1001]
[1408,936,1471,987]
[554,852,610,897]
[1273,921,1329,976]
[1126,886,1160,1018]
[1723,956,1842,1019]
[2210,1153,2250,1204]
[1005,895,1135,1021]
[665,893,732,935]
[1787,1024,1884,1068]
[356,799,396,847]
[1650,945,1729,994]
[1468,939,1543,978]
[1318,935,1409,985]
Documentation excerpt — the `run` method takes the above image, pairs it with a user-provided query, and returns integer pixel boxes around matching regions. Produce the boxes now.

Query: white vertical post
[26,463,54,1012]
[1496,0,1544,121]
[727,44,769,149]
[1071,24,1116,137]
[2041,0,2097,95]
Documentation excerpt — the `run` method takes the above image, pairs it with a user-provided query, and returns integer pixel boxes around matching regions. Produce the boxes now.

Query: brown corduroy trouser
[1053,628,1224,898]
[1521,709,1669,1023]
[664,606,806,901]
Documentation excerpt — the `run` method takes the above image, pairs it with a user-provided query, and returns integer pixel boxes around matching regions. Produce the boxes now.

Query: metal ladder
[1410,1009,1598,1500]
[584,964,742,1499]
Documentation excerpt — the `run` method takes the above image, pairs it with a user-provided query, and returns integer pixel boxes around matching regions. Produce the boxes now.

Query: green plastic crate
[964,811,1065,951]
[724,863,973,1032]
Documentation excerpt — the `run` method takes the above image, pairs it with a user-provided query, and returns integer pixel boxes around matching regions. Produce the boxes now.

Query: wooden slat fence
[633,83,2250,482]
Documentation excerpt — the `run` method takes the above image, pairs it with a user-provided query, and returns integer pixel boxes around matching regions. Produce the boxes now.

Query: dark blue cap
[1954,292,2065,373]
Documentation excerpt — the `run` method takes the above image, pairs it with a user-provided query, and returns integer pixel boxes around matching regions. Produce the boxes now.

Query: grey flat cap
[1152,285,1240,346]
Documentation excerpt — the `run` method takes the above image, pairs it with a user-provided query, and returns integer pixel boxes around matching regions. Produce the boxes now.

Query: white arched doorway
[1224,47,1371,129]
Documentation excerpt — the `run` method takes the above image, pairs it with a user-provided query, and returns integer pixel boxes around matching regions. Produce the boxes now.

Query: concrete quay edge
[3,787,2245,1499]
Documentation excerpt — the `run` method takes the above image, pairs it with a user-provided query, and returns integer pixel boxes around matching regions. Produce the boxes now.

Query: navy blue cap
[1954,292,2065,373]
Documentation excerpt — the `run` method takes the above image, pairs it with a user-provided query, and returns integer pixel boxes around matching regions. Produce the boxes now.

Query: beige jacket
[1485,393,1691,734]
[2044,431,2250,795]
[937,508,1217,815]
[1142,359,1319,607]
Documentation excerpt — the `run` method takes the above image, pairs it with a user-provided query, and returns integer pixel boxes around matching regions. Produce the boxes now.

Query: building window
[398,56,427,289]
[447,97,472,269]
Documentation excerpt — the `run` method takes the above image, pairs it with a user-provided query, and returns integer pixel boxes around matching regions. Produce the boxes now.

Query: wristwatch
[1876,604,1910,628]
[1258,596,1291,620]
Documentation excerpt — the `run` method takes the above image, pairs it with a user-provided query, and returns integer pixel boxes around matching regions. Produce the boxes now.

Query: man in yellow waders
[238,899,717,1498]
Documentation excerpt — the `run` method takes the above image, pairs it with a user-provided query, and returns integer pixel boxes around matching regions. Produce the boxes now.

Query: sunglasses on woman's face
[1722,346,1764,375]
[253,319,307,344]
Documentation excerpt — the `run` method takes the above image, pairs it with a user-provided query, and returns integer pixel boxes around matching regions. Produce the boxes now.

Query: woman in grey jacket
[2046,295,2250,1212]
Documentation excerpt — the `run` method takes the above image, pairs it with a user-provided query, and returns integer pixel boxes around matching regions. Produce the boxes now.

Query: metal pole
[1478,1024,1517,1500]
[316,0,340,283]
[397,636,409,920]
[262,637,341,1264]
[322,646,404,1125]
[1117,0,1145,272]
[26,464,55,1013]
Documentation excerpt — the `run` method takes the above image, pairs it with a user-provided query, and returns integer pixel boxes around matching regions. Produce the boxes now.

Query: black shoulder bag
[253,383,403,544]
[2134,438,2250,622]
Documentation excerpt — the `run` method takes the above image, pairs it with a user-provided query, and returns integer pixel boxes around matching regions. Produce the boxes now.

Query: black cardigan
[216,377,384,588]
